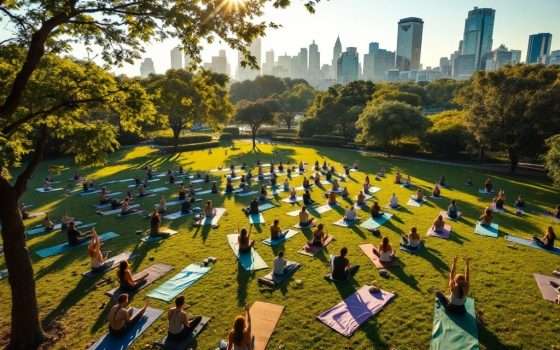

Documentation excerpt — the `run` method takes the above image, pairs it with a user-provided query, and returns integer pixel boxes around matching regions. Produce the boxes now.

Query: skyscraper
[170,46,183,70]
[294,48,308,79]
[308,41,320,82]
[332,36,342,79]
[395,17,423,71]
[210,50,228,75]
[140,58,155,77]
[337,47,359,84]
[461,7,495,70]
[362,42,379,81]
[526,33,552,64]
[263,50,275,75]
[236,37,262,81]
[485,44,516,71]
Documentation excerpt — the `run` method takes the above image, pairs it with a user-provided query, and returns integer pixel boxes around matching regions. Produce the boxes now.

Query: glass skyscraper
[526,33,552,64]
[461,7,495,70]
[395,17,423,71]
[337,47,359,84]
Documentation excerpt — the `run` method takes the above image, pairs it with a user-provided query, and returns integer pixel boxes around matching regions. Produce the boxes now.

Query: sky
[3,0,560,77]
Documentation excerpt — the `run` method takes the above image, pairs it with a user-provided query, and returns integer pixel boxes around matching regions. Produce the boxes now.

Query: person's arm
[465,258,470,285]
[245,308,252,336]
[449,257,457,286]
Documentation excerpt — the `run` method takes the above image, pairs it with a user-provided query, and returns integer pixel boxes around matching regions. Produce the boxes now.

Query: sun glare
[225,0,245,11]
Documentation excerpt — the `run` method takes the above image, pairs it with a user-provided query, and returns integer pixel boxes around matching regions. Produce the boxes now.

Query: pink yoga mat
[317,286,395,337]
[534,273,560,302]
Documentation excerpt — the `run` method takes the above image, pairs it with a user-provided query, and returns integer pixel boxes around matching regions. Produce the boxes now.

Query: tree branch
[0,6,31,30]
[14,125,48,198]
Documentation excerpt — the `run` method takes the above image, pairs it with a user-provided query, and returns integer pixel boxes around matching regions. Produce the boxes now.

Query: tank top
[449,287,466,306]
[379,248,392,262]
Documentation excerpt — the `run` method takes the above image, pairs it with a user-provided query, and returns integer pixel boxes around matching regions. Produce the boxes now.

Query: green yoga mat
[431,298,479,350]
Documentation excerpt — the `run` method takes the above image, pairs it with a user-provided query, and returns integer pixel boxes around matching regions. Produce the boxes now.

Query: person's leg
[186,315,202,331]
[435,291,449,308]
[348,265,359,277]
[533,236,545,247]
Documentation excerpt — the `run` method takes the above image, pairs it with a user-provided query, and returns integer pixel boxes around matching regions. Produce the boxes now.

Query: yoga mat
[262,229,298,246]
[190,179,205,184]
[26,221,83,236]
[333,217,360,227]
[196,189,213,195]
[282,196,302,203]
[478,189,493,194]
[312,204,333,215]
[293,222,316,229]
[359,244,398,269]
[533,273,560,302]
[26,211,46,219]
[79,189,102,196]
[98,204,140,216]
[505,235,560,255]
[127,179,161,188]
[147,264,211,302]
[439,211,462,221]
[87,307,163,350]
[147,186,169,194]
[259,202,276,212]
[367,187,381,194]
[250,302,284,350]
[226,234,268,271]
[36,232,119,258]
[82,252,132,277]
[106,263,174,297]
[298,235,334,257]
[430,298,479,350]
[196,208,226,227]
[317,286,395,337]
[400,241,424,254]
[249,213,265,225]
[474,222,499,238]
[258,262,300,286]
[163,210,194,220]
[35,187,63,193]
[236,190,258,197]
[161,316,210,350]
[359,213,393,230]
[101,178,134,185]
[140,229,178,243]
[406,198,422,207]
[154,200,184,208]
[286,209,303,217]
[427,225,452,239]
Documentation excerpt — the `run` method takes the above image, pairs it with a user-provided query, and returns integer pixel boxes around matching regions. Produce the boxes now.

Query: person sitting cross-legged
[372,236,395,263]
[400,227,422,251]
[299,206,314,228]
[149,209,170,238]
[479,207,493,226]
[389,193,399,209]
[303,190,314,206]
[167,296,202,342]
[270,219,286,241]
[327,191,337,206]
[356,191,366,207]
[370,201,383,218]
[447,200,459,219]
[117,260,148,293]
[330,247,360,281]
[244,198,260,216]
[88,229,108,272]
[343,206,357,222]
[432,184,441,198]
[432,214,446,234]
[273,251,287,277]
[226,306,252,350]
[514,195,525,214]
[67,221,93,246]
[108,294,149,337]
[309,223,328,248]
[42,213,55,231]
[533,226,556,250]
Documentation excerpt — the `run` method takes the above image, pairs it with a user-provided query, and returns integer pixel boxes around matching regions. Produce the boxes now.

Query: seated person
[120,198,137,215]
[344,206,357,222]
[239,176,247,190]
[356,191,366,207]
[331,247,359,281]
[403,175,412,188]
[322,161,328,171]
[314,160,320,171]
[514,195,525,212]
[494,190,505,210]
[67,221,92,246]
[401,227,422,250]
[303,177,311,189]
[484,178,493,193]
[150,210,169,238]
[273,251,287,276]
[533,226,556,250]
[364,176,370,186]
[395,171,402,184]
[331,179,340,192]
[432,184,441,198]
[270,175,277,188]
[299,206,314,227]
[211,182,218,194]
[244,198,260,215]
[341,186,349,198]
[19,202,29,220]
[168,174,176,184]
[42,213,55,231]
[43,179,51,191]
[237,228,254,253]
[259,186,267,201]
[325,171,332,182]
[157,197,167,214]
[436,257,470,314]
[278,163,284,173]
[303,190,314,206]
[108,294,149,336]
[178,186,187,201]
[110,198,122,210]
[479,207,493,225]
[327,191,337,206]
[363,182,370,194]
[82,180,92,192]
[344,165,350,176]
[167,296,202,342]
[372,237,394,263]
[289,187,297,201]
[118,260,148,293]
[137,185,147,197]
[88,229,108,272]
[313,173,321,185]
[225,181,234,194]
[204,174,210,183]
[283,179,290,192]
[287,168,293,178]
[226,307,252,350]
[432,215,446,233]
[447,200,459,219]
[270,219,286,241]
[389,193,399,209]
[99,188,111,205]
[180,199,192,214]
[439,175,446,187]
[203,201,216,218]
[299,161,305,172]
[309,224,327,247]
[370,201,382,218]
[414,189,424,202]
[60,213,74,230]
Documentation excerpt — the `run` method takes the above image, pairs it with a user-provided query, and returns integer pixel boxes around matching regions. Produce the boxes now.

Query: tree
[146,69,232,145]
[275,83,315,129]
[235,98,279,150]
[371,85,422,107]
[423,110,474,157]
[0,1,322,347]
[457,65,560,172]
[229,76,311,103]
[425,79,465,109]
[544,135,560,187]
[356,100,429,155]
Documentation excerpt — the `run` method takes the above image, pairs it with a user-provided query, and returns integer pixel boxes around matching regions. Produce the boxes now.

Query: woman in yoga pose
[432,184,441,198]
[494,190,506,210]
[447,200,459,219]
[67,221,92,246]
[88,229,108,272]
[283,179,290,192]
[270,219,286,241]
[303,190,314,206]
[341,186,349,199]
[288,187,297,201]
[372,236,395,263]
[226,306,252,350]
[203,200,216,218]
[395,171,402,184]
[414,189,424,202]
[42,213,55,231]
[370,201,382,218]
[238,228,254,253]
[299,206,314,227]
[309,224,328,247]
[401,227,421,250]
[484,178,493,193]
[344,206,357,222]
[389,193,399,209]
[259,186,267,201]
[157,196,167,214]
[178,185,187,201]
[331,247,359,281]
[533,226,556,250]
[479,207,493,225]
[436,257,470,314]
[327,191,337,206]
[514,195,525,213]
[108,294,149,336]
[432,214,446,233]
[117,260,148,293]
[356,191,366,207]
[149,210,170,238]
[167,296,202,341]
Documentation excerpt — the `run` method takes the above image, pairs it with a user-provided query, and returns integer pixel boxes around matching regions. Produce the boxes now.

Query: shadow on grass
[236,265,253,307]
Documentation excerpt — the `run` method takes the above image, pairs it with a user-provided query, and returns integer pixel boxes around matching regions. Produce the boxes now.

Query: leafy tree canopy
[235,97,279,149]
[229,75,310,103]
[544,134,560,187]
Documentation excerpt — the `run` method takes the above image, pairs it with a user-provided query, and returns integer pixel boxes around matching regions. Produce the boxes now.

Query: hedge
[158,141,219,153]
[219,133,233,141]
[222,127,240,137]
[309,134,347,145]
[153,134,212,146]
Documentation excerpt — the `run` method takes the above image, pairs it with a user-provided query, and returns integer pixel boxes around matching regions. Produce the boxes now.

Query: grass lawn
[1,140,559,350]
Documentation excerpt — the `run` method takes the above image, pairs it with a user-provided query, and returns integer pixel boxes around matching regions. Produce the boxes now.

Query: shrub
[153,134,212,146]
[299,118,327,138]
[158,141,219,153]
[301,134,347,147]
[422,110,473,157]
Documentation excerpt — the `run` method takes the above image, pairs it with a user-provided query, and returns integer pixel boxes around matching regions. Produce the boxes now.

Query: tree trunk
[286,115,292,130]
[252,132,257,150]
[171,127,181,148]
[0,179,46,350]
[508,147,519,173]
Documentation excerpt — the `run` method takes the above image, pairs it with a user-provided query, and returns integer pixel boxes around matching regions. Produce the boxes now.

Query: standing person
[436,257,470,314]
[167,296,202,341]
[226,306,252,350]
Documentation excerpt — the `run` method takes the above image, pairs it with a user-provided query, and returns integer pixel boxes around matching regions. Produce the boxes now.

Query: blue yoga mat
[35,232,119,258]
[359,213,393,230]
[88,307,163,350]
[262,229,298,246]
[259,202,276,212]
[505,235,560,255]
[474,222,499,238]
[226,234,268,271]
[147,264,211,302]
[430,298,479,350]
[249,213,265,224]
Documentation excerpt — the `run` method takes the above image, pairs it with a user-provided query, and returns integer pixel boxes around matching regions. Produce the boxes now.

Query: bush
[219,133,233,142]
[422,110,473,157]
[299,118,328,138]
[222,127,240,137]
[158,141,219,153]
[271,135,300,143]
[274,128,298,135]
[153,134,212,146]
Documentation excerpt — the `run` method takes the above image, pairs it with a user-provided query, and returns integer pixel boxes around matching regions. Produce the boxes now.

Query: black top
[67,228,82,246]
[332,255,349,280]
[249,200,259,214]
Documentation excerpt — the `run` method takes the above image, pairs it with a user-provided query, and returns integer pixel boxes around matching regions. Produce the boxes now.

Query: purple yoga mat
[317,286,395,337]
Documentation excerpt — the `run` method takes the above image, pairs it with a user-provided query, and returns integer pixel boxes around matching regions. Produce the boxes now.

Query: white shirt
[390,195,398,207]
[273,256,286,275]
[344,209,356,221]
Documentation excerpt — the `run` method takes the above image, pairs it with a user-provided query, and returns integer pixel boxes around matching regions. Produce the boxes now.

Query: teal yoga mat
[505,235,560,255]
[259,202,276,212]
[430,298,479,350]
[249,213,265,224]
[35,232,119,258]
[474,222,499,238]
[147,264,211,302]
[359,213,393,230]
[226,234,268,271]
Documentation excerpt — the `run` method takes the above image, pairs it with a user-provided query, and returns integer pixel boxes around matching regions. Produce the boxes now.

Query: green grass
[1,140,560,350]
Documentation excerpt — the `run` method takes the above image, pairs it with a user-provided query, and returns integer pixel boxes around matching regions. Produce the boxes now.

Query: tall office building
[485,44,516,71]
[362,42,379,81]
[363,42,395,81]
[308,41,321,82]
[292,48,308,79]
[337,47,359,84]
[439,57,451,76]
[526,33,552,64]
[263,50,275,75]
[332,36,342,79]
[170,46,183,70]
[510,50,522,64]
[140,58,155,77]
[276,53,291,78]
[547,50,560,65]
[461,7,495,71]
[209,50,228,75]
[395,17,423,71]
[236,37,262,81]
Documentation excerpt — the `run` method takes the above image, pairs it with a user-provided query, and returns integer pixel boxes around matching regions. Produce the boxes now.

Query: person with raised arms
[226,306,252,350]
[167,296,202,341]
[108,294,148,336]
[117,260,148,293]
[436,257,470,314]
[88,229,108,272]
[331,247,360,281]
[372,236,395,263]
[400,227,421,250]
[494,190,506,210]
[514,195,525,214]
[237,228,254,253]
[533,226,557,250]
